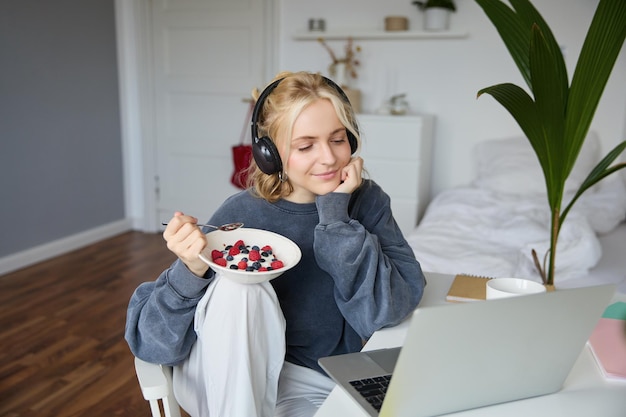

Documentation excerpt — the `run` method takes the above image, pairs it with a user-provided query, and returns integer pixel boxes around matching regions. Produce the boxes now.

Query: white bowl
[486,277,547,299]
[199,228,302,284]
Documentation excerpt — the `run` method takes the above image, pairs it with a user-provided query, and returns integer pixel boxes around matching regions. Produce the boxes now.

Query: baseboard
[0,219,133,276]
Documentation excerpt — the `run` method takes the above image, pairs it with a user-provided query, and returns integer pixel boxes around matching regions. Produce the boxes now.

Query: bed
[404,132,626,293]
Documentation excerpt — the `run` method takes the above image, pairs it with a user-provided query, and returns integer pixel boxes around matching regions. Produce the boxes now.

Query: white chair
[134,357,182,417]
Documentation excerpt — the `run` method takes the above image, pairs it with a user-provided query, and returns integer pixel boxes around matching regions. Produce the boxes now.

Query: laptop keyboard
[349,375,392,411]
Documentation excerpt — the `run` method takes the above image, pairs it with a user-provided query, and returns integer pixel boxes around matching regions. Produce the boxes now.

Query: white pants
[173,275,335,417]
[275,361,336,417]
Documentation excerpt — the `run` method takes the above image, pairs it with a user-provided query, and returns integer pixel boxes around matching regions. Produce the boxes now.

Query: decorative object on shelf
[385,16,409,31]
[317,37,361,88]
[475,0,626,289]
[318,37,362,112]
[377,93,409,115]
[412,0,456,31]
[389,94,409,115]
[308,18,325,32]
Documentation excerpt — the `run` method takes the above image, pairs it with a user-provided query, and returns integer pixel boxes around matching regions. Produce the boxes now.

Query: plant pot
[544,284,556,292]
[344,88,361,113]
[424,8,451,31]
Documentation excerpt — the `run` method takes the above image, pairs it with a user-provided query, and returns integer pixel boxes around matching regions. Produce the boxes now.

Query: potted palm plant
[475,0,626,289]
[412,0,457,31]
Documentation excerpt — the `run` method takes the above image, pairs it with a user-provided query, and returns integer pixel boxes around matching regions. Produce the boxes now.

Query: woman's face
[282,99,353,203]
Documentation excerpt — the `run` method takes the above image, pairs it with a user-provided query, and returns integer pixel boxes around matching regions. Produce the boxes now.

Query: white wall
[277,0,626,197]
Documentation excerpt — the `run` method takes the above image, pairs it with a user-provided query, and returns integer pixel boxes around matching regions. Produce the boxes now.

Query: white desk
[315,273,626,417]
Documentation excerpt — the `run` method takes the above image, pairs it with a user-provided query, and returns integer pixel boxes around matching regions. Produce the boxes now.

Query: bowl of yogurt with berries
[199,228,302,284]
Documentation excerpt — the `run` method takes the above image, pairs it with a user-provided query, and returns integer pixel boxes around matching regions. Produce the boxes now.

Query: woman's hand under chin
[334,157,363,194]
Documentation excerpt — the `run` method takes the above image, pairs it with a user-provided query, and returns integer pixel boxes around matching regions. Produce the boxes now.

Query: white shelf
[293,29,468,41]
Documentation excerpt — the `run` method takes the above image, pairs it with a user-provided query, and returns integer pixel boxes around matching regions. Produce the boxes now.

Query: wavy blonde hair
[246,71,360,202]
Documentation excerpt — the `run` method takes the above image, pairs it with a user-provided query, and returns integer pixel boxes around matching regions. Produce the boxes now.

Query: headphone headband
[250,78,282,147]
[250,75,358,175]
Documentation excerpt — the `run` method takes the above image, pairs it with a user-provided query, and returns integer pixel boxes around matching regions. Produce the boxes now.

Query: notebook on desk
[319,284,616,417]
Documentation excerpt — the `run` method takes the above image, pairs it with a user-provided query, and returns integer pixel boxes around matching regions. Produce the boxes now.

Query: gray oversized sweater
[125,180,426,374]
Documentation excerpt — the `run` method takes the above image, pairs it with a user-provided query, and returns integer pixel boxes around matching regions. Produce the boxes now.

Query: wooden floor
[0,231,185,417]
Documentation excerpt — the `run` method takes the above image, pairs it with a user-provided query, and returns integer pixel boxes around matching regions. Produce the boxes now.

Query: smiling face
[281,99,353,203]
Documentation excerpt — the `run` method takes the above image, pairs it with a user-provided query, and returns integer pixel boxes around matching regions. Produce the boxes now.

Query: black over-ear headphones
[250,76,358,175]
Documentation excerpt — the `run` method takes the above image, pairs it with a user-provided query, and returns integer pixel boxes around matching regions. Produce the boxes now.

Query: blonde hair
[246,71,360,202]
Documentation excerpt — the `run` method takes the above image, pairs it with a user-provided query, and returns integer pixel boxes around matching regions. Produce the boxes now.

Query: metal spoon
[161,222,244,231]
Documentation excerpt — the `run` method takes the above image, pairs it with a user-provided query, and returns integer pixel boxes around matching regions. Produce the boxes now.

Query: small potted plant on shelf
[412,0,456,31]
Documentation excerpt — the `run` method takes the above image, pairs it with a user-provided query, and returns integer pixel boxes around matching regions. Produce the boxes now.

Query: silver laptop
[319,284,615,417]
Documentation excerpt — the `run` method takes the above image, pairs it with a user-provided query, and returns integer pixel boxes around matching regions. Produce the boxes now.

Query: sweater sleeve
[314,182,426,339]
[124,259,214,365]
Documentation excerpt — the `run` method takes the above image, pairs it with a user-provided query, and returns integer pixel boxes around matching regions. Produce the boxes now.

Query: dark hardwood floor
[0,231,184,417]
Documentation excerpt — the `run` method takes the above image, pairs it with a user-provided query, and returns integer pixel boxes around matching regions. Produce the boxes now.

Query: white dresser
[356,114,435,236]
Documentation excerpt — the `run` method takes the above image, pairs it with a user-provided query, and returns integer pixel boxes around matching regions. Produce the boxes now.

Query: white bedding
[405,134,626,291]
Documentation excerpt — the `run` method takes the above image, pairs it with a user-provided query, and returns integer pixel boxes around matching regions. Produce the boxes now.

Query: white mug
[486,277,547,299]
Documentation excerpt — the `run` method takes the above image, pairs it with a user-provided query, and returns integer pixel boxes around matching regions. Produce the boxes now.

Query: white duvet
[405,134,626,284]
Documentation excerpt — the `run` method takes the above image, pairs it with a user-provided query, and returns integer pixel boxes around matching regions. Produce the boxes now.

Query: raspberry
[211,250,224,260]
[237,260,248,270]
[249,250,261,261]
[270,260,284,270]
[233,240,245,249]
[261,245,272,253]
[213,258,227,267]
[228,246,240,256]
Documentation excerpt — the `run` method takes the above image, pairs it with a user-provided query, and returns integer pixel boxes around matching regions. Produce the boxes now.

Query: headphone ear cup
[252,136,283,175]
[347,131,357,154]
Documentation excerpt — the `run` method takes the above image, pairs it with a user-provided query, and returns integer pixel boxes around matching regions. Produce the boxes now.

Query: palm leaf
[527,24,568,205]
[560,141,626,226]
[476,83,545,159]
[475,0,532,89]
[565,0,626,169]
[509,0,568,96]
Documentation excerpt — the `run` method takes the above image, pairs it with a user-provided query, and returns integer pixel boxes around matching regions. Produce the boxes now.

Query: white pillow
[473,132,600,196]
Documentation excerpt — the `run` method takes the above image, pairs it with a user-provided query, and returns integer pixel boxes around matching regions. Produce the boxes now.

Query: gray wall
[0,1,125,257]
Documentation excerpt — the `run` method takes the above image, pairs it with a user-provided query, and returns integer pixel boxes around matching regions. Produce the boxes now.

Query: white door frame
[114,0,278,232]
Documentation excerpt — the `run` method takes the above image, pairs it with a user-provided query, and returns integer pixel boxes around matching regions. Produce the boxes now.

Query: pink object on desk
[588,302,626,381]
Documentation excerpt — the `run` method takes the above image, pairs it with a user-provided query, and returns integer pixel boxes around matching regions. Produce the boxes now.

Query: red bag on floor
[231,102,254,189]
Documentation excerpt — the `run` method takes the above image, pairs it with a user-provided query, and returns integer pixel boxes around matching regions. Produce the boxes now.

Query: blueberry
[229,265,238,270]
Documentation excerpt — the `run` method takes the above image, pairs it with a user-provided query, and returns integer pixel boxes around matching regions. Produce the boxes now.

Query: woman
[125,71,426,417]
